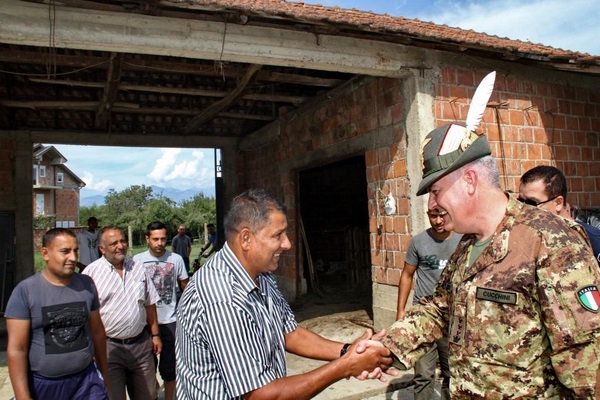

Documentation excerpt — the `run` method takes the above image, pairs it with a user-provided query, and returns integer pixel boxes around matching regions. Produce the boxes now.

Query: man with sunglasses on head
[396,207,462,400]
[519,165,600,265]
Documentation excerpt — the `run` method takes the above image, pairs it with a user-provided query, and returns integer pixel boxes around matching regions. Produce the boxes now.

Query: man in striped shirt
[83,225,162,400]
[176,189,394,400]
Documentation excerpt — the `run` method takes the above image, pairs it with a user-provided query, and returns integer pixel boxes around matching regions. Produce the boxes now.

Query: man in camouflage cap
[380,122,600,398]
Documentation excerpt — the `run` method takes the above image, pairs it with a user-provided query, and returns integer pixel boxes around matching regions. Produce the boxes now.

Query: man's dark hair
[224,189,286,240]
[146,221,167,236]
[520,165,568,201]
[207,223,215,229]
[42,228,76,247]
[87,216,98,224]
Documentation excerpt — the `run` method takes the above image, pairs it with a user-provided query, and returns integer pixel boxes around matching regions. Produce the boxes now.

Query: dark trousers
[107,331,157,400]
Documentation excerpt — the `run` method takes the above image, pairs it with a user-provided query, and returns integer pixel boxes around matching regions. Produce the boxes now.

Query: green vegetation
[33,184,217,273]
[79,184,216,246]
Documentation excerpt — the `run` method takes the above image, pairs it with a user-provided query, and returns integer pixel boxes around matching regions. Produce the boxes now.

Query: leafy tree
[180,193,217,239]
[76,185,215,246]
[101,185,154,244]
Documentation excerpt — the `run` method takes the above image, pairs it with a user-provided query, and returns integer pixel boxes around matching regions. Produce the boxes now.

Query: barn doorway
[296,156,372,320]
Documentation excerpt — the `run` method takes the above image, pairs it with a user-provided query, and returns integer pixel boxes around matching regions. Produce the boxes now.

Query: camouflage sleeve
[381,267,451,369]
[537,229,600,398]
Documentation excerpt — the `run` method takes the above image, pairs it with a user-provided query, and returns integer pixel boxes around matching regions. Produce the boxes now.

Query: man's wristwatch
[340,343,351,357]
[151,333,160,338]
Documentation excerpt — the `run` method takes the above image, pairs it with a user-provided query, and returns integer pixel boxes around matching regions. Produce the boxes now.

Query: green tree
[180,193,217,239]
[102,185,154,245]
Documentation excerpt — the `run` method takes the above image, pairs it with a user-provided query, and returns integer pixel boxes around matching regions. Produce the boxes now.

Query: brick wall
[238,67,600,305]
[436,67,600,206]
[239,77,409,298]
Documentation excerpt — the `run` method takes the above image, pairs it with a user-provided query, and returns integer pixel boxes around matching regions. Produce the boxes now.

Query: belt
[107,330,146,345]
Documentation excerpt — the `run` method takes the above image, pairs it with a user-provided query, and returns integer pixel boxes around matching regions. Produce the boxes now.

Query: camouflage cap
[416,123,491,196]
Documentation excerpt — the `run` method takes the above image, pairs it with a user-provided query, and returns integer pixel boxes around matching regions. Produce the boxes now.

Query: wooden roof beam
[182,64,263,134]
[95,52,123,128]
[0,0,424,77]
[29,78,308,105]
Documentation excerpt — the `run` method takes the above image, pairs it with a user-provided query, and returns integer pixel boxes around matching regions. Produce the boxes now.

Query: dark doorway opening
[296,156,372,321]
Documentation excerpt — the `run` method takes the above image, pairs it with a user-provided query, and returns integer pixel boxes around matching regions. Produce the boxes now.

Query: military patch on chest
[576,285,600,312]
[475,287,518,305]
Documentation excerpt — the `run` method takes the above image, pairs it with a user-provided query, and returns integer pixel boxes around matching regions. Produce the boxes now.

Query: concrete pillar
[372,68,438,330]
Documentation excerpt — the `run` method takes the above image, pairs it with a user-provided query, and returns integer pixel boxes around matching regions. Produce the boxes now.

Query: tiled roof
[177,0,598,66]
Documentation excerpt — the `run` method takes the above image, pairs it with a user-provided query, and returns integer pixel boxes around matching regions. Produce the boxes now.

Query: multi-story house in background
[33,144,85,228]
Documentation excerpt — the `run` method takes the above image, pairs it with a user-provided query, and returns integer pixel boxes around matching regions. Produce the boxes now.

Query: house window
[33,165,38,185]
[57,172,64,184]
[35,193,44,215]
[39,166,46,177]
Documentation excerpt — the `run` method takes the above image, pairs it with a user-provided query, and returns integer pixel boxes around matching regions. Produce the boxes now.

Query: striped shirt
[83,256,160,339]
[176,242,298,399]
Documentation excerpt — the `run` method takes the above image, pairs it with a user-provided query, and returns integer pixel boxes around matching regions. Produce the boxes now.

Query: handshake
[339,329,399,382]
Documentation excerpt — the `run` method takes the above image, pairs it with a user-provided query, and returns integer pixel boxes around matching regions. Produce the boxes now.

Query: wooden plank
[182,64,262,134]
[0,0,424,77]
[0,100,275,120]
[29,78,308,104]
[95,52,123,128]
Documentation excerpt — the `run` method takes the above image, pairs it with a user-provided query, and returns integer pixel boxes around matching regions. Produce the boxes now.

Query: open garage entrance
[296,156,372,319]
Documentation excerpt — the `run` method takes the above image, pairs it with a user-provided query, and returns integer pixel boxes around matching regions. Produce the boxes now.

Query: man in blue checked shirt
[176,189,395,400]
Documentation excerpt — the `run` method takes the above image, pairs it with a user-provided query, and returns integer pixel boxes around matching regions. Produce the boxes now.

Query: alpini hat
[416,123,491,196]
[416,71,497,196]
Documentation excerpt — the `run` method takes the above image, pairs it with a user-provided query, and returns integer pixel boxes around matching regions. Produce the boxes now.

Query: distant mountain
[80,185,215,207]
[80,195,106,207]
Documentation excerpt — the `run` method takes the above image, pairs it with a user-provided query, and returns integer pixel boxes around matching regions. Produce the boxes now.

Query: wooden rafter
[95,52,123,128]
[182,64,263,135]
[29,78,308,105]
[0,100,275,121]
[0,49,345,88]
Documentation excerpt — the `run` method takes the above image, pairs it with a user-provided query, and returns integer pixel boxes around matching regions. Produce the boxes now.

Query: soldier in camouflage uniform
[380,122,600,398]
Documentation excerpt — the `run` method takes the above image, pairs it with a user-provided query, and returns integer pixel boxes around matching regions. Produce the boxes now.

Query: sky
[54,145,216,199]
[299,0,600,55]
[56,0,599,199]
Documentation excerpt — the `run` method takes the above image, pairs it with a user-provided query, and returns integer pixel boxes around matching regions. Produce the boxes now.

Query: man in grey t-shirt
[5,228,109,399]
[396,207,462,400]
[171,224,192,272]
[135,221,189,400]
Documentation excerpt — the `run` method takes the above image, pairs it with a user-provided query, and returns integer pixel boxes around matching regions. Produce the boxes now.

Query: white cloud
[147,148,181,181]
[302,0,599,54]
[146,148,214,190]
[81,171,112,192]
[416,0,600,54]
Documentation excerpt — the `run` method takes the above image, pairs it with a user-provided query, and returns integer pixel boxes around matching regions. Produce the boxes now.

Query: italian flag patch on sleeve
[577,285,600,312]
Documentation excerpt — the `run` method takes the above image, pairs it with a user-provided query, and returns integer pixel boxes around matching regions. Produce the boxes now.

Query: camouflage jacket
[382,196,600,399]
